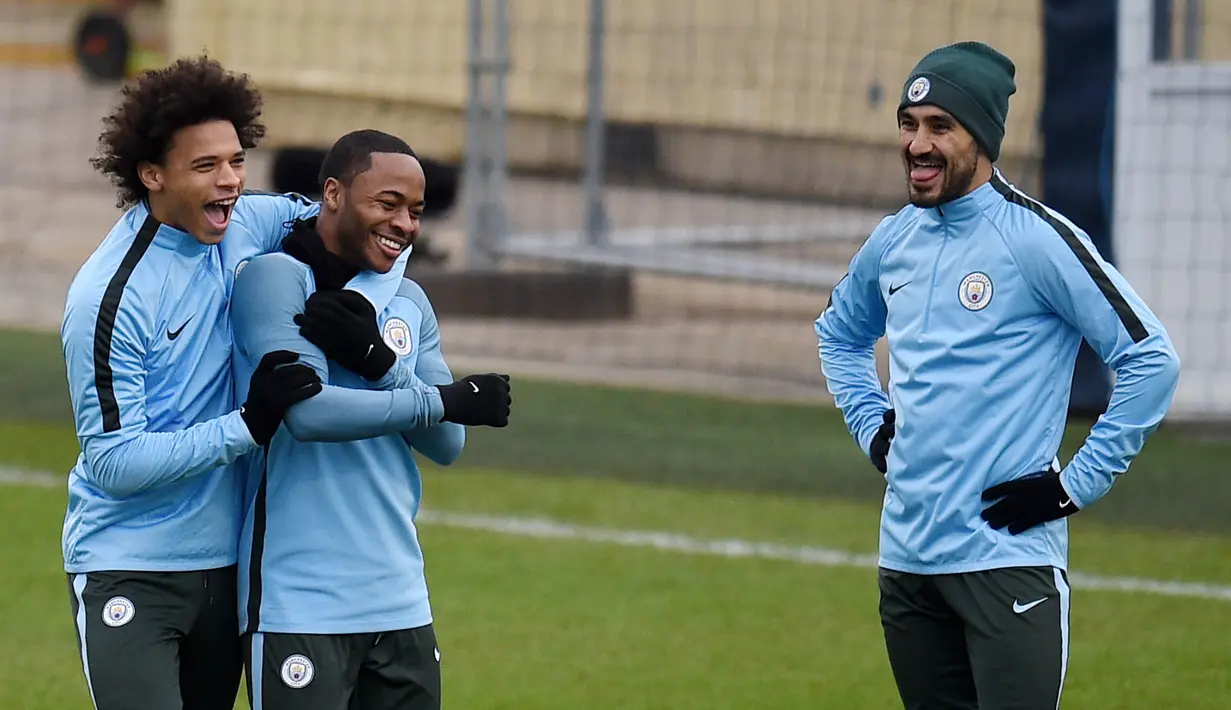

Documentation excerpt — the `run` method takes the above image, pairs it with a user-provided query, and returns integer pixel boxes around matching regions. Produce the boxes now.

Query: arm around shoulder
[235,191,321,255]
[231,259,446,443]
[231,253,328,381]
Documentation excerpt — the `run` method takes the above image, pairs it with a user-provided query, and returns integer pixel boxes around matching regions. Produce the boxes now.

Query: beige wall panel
[165,0,1046,200]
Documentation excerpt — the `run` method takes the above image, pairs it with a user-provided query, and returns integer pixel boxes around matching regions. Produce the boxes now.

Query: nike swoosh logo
[1059,498,1072,509]
[888,282,909,296]
[470,382,480,393]
[1013,598,1047,614]
[167,316,194,341]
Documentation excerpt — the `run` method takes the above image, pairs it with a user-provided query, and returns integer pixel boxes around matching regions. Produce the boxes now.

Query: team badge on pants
[281,654,315,689]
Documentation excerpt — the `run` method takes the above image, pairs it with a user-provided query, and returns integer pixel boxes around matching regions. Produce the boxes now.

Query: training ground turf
[0,327,1228,708]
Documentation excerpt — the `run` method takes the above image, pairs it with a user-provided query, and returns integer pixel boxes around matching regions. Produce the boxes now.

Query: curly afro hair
[90,55,266,208]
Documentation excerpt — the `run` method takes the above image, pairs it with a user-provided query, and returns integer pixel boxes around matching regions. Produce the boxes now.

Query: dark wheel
[73,9,132,83]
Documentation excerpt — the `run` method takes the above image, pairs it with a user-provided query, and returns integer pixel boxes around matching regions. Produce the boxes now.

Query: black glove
[241,350,324,446]
[981,469,1079,535]
[293,290,396,381]
[436,374,512,427]
[869,408,895,474]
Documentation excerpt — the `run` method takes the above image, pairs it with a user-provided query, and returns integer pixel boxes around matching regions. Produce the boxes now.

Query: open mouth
[203,197,237,231]
[372,232,407,260]
[909,158,944,185]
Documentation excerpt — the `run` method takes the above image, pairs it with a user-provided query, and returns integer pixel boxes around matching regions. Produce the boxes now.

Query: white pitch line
[5,467,1230,602]
[417,511,1231,603]
[0,467,60,488]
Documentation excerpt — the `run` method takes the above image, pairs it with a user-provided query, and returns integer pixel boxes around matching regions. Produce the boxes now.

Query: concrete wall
[167,0,1046,204]
[1195,0,1231,60]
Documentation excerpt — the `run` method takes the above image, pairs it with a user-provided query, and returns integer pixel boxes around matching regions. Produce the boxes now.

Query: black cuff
[360,343,397,381]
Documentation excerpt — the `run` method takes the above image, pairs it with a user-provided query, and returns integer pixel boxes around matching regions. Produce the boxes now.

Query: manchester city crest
[382,317,413,357]
[281,654,315,688]
[907,76,930,103]
[958,272,993,311]
[101,596,135,627]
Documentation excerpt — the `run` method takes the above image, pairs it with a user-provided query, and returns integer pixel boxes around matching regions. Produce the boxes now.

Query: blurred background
[0,0,1229,707]
[2,0,1228,417]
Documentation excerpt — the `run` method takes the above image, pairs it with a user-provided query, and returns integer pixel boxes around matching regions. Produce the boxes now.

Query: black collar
[281,218,360,292]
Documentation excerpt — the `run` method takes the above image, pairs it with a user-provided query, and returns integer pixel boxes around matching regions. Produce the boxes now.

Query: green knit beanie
[898,41,1017,162]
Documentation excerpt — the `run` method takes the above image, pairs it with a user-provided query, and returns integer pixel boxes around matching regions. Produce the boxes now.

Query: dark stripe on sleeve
[990,174,1149,343]
[243,456,269,634]
[93,215,159,433]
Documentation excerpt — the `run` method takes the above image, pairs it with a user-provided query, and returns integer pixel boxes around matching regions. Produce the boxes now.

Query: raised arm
[237,190,322,255]
[230,255,447,443]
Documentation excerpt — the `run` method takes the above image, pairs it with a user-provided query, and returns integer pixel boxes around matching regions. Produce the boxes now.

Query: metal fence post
[1181,0,1201,60]
[463,0,511,270]
[583,0,608,247]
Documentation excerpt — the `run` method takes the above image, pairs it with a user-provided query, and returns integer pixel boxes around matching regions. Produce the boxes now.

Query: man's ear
[973,141,993,170]
[137,161,162,193]
[322,177,343,212]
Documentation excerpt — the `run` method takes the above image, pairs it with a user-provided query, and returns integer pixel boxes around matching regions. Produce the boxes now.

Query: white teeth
[376,236,402,251]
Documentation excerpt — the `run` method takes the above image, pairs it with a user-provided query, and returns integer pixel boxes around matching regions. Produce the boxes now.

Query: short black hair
[90,55,265,208]
[318,129,418,188]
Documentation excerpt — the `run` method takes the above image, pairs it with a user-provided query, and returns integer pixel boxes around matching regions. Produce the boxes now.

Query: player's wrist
[425,385,446,424]
[359,340,397,381]
[234,407,260,449]
[434,381,463,420]
[1056,469,1084,510]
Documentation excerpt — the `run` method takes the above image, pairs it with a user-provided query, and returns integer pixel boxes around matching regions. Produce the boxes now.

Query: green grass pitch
[0,327,1228,708]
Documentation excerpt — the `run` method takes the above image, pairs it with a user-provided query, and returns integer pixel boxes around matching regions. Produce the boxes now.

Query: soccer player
[229,129,512,710]
[815,42,1180,709]
[60,56,331,710]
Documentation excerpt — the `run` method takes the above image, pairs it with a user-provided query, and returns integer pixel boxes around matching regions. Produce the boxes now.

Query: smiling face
[897,104,985,208]
[138,119,245,244]
[321,151,425,273]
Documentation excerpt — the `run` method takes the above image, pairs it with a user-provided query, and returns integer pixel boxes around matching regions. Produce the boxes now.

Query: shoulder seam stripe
[93,214,160,433]
[989,174,1148,343]
[241,188,314,206]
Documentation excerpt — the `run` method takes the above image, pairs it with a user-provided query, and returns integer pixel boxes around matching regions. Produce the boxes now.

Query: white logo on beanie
[907,76,930,102]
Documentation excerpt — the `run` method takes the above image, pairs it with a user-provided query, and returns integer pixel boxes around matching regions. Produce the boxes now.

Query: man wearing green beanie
[815,41,1181,709]
[897,40,1018,207]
